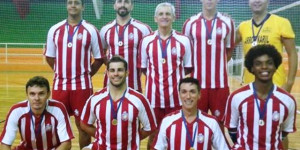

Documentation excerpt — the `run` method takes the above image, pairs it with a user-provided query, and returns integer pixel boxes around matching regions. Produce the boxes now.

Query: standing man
[224,45,297,150]
[235,0,298,92]
[153,77,229,150]
[80,55,157,150]
[0,76,74,150]
[138,2,193,148]
[182,0,235,121]
[44,0,105,148]
[100,0,152,92]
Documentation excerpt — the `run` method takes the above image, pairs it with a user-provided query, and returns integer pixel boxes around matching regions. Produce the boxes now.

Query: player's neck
[67,16,82,26]
[202,9,217,20]
[252,11,268,25]
[253,81,273,100]
[30,107,45,117]
[158,28,172,40]
[182,108,197,123]
[109,84,127,101]
[116,15,131,26]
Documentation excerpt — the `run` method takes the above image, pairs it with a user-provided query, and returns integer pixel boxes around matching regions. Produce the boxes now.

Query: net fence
[0,0,299,77]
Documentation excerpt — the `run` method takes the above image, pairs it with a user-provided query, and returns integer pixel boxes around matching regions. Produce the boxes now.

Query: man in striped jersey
[100,0,152,93]
[80,56,157,150]
[138,2,193,148]
[0,76,74,150]
[153,77,229,150]
[44,0,105,148]
[182,0,235,121]
[224,45,297,150]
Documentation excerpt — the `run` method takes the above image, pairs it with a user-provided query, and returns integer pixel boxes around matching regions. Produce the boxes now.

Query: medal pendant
[112,119,118,125]
[207,39,212,45]
[67,42,73,48]
[252,41,257,47]
[162,58,166,64]
[118,41,123,46]
[190,147,195,150]
[259,119,265,126]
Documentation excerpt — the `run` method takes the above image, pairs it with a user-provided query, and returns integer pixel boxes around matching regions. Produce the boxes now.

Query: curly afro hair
[244,44,282,74]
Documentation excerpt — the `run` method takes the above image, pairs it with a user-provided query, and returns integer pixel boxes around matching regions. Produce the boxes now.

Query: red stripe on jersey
[57,25,65,89]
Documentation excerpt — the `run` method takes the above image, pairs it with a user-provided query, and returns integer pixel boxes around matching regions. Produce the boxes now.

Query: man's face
[179,83,200,110]
[107,62,128,87]
[154,6,175,28]
[67,0,84,17]
[249,0,269,14]
[201,0,219,11]
[114,0,133,17]
[251,54,276,82]
[27,85,50,112]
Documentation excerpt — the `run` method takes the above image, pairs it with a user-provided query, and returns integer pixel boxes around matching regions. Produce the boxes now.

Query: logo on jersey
[77,33,83,40]
[129,33,134,40]
[272,111,280,121]
[197,133,204,143]
[45,124,52,132]
[121,111,129,121]
[216,27,222,35]
[171,47,177,55]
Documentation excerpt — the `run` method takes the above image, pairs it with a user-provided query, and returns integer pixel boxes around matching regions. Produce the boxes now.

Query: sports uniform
[100,18,151,92]
[238,14,295,86]
[0,99,74,150]
[45,19,105,118]
[224,83,297,150]
[80,87,157,149]
[182,12,235,120]
[153,109,229,150]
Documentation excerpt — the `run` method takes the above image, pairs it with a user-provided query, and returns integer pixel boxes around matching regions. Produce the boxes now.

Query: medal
[67,42,72,48]
[252,41,257,47]
[190,148,195,150]
[259,119,265,126]
[207,39,212,45]
[118,41,123,46]
[162,58,166,64]
[112,119,118,125]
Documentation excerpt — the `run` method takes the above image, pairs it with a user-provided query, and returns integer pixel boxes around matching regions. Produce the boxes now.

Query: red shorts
[52,88,93,120]
[153,106,181,126]
[197,87,229,121]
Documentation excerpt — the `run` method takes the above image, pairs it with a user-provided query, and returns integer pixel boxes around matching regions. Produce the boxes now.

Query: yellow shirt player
[238,14,295,86]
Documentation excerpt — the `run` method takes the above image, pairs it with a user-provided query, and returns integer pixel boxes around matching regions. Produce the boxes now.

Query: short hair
[107,55,128,71]
[26,76,50,93]
[154,2,175,17]
[115,0,133,3]
[244,44,282,73]
[67,0,84,5]
[178,77,200,92]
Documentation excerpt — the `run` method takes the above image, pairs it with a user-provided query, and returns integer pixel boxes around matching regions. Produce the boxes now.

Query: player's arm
[80,121,96,138]
[281,37,297,92]
[56,140,71,150]
[90,58,104,77]
[46,57,55,70]
[0,143,11,150]
[140,130,153,140]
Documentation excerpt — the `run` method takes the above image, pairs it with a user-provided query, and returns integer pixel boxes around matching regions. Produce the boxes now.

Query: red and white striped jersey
[224,84,297,150]
[154,109,229,150]
[45,19,105,91]
[182,12,235,89]
[100,18,152,92]
[0,100,74,150]
[80,87,157,149]
[138,30,193,108]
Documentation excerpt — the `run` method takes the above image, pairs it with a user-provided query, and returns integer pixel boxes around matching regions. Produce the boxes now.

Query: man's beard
[117,7,130,17]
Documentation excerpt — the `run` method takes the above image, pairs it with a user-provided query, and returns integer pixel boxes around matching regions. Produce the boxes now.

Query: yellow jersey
[238,14,295,86]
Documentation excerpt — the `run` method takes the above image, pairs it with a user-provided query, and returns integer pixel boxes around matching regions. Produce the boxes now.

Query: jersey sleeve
[55,103,74,142]
[81,97,97,125]
[182,18,192,38]
[226,18,235,49]
[44,26,57,58]
[281,96,297,133]
[138,96,157,132]
[183,37,193,68]
[211,119,230,150]
[90,26,104,59]
[0,107,19,145]
[224,94,239,129]
[280,18,295,39]
[99,26,108,50]
[153,118,169,150]
[138,37,148,69]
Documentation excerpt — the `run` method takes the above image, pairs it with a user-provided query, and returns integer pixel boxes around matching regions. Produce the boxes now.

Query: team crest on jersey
[216,27,222,35]
[197,133,204,143]
[128,33,134,40]
[214,110,220,117]
[45,124,52,132]
[121,111,129,121]
[77,33,83,40]
[272,111,280,121]
[171,47,177,55]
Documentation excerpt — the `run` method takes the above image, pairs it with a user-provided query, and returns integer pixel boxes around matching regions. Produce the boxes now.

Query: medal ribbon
[158,31,173,59]
[251,13,270,43]
[66,20,83,44]
[252,83,273,121]
[30,108,46,139]
[115,19,132,43]
[109,89,127,120]
[203,13,217,41]
[182,110,199,149]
